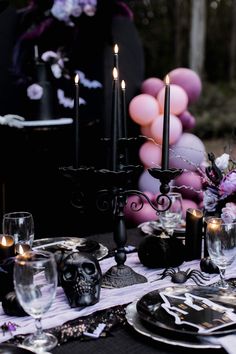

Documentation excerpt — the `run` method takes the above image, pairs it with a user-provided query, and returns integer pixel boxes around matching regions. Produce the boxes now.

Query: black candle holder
[60,136,182,288]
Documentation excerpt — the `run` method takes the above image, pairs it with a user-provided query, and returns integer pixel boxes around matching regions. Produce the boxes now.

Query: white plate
[33,237,108,260]
[125,301,221,350]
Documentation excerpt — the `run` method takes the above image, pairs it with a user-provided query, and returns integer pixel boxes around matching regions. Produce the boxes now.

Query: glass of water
[14,250,58,351]
[3,211,34,247]
[159,192,183,235]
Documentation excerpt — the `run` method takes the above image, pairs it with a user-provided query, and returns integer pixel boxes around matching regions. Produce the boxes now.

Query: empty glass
[2,212,34,247]
[159,192,183,235]
[206,218,236,289]
[14,250,58,351]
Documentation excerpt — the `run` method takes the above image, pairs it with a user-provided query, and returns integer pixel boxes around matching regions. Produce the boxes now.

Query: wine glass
[2,212,34,247]
[159,192,183,235]
[14,250,58,351]
[206,218,236,289]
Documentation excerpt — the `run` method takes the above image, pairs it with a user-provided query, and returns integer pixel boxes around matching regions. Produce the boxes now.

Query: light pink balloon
[182,199,198,220]
[150,114,183,145]
[138,169,161,194]
[157,84,188,116]
[139,141,162,168]
[168,67,202,104]
[169,133,206,171]
[140,124,152,138]
[141,77,164,97]
[173,171,202,201]
[178,110,196,131]
[129,94,159,126]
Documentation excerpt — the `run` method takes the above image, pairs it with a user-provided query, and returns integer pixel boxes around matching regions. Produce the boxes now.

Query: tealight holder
[15,243,31,256]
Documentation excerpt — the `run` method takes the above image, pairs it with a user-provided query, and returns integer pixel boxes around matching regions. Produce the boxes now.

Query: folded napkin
[200,334,236,353]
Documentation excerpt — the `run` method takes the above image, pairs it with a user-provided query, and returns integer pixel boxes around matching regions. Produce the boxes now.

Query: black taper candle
[185,208,203,261]
[74,73,80,168]
[112,68,118,171]
[162,75,170,170]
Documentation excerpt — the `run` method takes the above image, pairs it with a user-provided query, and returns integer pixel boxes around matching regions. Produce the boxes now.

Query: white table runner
[0,253,234,343]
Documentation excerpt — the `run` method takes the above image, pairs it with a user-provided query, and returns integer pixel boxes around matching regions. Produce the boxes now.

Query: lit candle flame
[74,73,79,85]
[18,244,25,255]
[165,74,170,85]
[114,44,119,54]
[192,209,197,217]
[1,236,7,246]
[121,80,125,90]
[113,67,118,80]
[209,218,221,230]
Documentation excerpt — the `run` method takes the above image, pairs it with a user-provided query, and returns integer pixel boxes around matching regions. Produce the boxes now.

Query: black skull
[58,251,102,308]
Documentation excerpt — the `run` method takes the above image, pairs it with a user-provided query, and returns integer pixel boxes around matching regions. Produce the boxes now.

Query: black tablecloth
[49,227,226,354]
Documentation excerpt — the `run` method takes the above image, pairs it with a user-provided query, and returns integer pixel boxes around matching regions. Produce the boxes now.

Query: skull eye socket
[82,262,95,275]
[63,266,77,281]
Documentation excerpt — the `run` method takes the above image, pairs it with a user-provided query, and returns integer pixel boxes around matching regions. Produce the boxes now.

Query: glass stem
[218,268,228,289]
[35,317,44,338]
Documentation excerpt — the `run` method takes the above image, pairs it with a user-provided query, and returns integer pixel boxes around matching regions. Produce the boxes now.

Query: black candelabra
[60,46,182,288]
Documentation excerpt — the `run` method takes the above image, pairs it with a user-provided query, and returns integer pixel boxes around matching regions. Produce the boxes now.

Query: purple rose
[221,202,236,223]
[219,170,236,198]
[203,189,218,212]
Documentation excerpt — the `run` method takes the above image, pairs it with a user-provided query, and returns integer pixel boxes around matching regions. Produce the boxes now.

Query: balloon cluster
[125,67,206,225]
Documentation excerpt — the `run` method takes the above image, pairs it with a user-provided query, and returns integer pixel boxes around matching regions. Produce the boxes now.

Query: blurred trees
[128,0,236,83]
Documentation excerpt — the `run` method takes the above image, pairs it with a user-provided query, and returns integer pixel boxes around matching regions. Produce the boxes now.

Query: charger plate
[33,237,108,260]
[126,301,221,350]
[136,285,236,338]
[138,220,185,237]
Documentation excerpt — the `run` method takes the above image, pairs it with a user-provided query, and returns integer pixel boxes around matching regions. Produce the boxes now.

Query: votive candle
[0,235,15,261]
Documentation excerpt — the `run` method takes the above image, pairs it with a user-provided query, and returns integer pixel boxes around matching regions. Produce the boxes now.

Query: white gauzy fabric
[0,252,235,345]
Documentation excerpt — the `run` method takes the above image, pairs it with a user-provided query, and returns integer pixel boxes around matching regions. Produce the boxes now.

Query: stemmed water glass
[159,192,183,235]
[3,211,34,247]
[206,218,236,289]
[14,250,58,351]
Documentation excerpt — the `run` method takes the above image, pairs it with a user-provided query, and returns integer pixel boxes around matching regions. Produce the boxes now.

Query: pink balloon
[141,77,164,97]
[138,170,161,194]
[140,124,152,138]
[168,67,202,104]
[139,141,162,168]
[173,171,202,201]
[178,110,196,131]
[150,114,183,145]
[182,199,198,220]
[129,94,159,126]
[170,133,206,171]
[157,84,188,115]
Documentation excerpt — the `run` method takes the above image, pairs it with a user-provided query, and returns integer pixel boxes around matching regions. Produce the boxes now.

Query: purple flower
[219,170,236,198]
[203,189,219,212]
[221,202,236,223]
[27,84,43,100]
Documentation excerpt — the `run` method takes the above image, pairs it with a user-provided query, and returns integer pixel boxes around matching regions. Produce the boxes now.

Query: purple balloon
[138,170,161,194]
[169,133,206,172]
[173,171,202,201]
[178,110,196,131]
[141,77,164,97]
[168,67,202,104]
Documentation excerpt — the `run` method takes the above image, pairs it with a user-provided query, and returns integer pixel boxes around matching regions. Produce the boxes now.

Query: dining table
[1,226,235,354]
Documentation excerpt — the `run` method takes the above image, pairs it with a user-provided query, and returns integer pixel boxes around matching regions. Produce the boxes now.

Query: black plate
[0,344,35,354]
[136,285,236,338]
